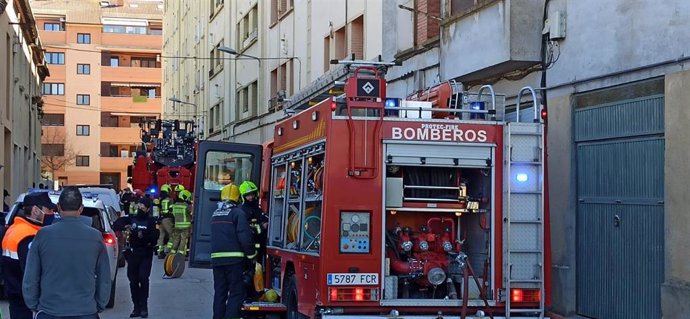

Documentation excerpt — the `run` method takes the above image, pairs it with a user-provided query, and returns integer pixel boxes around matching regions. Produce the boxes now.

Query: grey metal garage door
[575,93,664,319]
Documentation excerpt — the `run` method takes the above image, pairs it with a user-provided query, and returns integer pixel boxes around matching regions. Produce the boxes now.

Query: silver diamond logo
[362,82,374,94]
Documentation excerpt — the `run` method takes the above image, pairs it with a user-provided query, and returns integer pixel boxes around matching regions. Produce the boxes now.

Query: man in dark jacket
[113,197,159,318]
[211,184,255,319]
[23,187,111,319]
[1,192,54,319]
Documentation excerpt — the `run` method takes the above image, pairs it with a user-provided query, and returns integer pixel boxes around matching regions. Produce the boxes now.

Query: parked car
[70,186,126,268]
[4,189,120,308]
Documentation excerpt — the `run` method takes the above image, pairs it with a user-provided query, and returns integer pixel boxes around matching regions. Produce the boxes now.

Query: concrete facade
[662,69,690,319]
[0,0,50,202]
[32,0,163,191]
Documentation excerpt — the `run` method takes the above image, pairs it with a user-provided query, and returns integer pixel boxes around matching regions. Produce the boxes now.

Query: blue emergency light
[470,101,485,120]
[384,98,400,116]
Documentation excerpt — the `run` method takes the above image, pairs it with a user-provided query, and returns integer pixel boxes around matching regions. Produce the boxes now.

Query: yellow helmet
[264,289,278,303]
[178,190,192,202]
[221,184,240,203]
[160,184,172,193]
[174,184,186,192]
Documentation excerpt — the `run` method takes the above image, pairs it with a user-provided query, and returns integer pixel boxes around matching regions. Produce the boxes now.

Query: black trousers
[213,263,245,319]
[126,252,153,309]
[8,293,32,319]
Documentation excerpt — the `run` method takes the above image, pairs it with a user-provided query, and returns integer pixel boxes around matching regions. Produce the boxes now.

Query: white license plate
[327,273,379,286]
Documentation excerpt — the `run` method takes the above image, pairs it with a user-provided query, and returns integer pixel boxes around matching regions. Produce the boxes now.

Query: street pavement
[1,257,215,319]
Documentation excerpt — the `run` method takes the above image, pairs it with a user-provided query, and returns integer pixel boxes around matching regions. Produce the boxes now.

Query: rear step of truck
[242,302,287,313]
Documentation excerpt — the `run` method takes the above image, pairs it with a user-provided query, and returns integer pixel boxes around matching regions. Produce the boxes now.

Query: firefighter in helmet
[211,184,255,319]
[129,189,144,216]
[239,181,267,261]
[155,184,174,259]
[170,189,192,256]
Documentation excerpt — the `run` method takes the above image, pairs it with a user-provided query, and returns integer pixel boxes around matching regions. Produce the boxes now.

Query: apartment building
[32,0,163,191]
[1,0,50,200]
[164,0,385,143]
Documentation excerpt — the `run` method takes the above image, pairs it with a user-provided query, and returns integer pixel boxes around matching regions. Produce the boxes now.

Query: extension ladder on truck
[503,87,545,319]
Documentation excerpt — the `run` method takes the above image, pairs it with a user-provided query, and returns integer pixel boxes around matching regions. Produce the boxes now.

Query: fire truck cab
[190,61,549,319]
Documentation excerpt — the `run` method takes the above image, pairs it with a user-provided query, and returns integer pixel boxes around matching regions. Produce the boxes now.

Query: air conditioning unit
[100,1,112,7]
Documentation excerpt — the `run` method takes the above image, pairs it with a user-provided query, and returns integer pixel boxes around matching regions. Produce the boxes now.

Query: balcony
[440,0,544,81]
[101,66,161,83]
[38,30,67,44]
[101,96,161,114]
[101,157,133,172]
[45,64,65,81]
[100,33,162,51]
[101,126,141,144]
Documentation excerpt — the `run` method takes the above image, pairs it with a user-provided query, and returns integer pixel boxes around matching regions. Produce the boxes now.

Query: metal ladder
[503,87,545,319]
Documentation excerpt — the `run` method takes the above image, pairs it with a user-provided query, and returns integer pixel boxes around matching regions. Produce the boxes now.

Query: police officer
[113,197,159,318]
[211,184,255,319]
[1,192,54,319]
[155,184,174,259]
[170,189,192,256]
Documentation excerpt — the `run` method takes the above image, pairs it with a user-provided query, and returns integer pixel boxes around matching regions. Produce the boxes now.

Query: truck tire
[106,271,116,308]
[283,274,299,319]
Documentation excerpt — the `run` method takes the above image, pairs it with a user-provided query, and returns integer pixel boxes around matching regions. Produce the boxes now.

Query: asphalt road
[1,257,215,319]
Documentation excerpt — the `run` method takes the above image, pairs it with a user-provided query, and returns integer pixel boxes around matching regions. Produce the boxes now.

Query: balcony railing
[101,157,133,172]
[101,127,141,144]
[100,33,162,50]
[101,96,162,114]
[101,66,161,83]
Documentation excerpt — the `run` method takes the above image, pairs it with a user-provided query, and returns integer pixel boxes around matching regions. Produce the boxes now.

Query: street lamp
[218,46,262,64]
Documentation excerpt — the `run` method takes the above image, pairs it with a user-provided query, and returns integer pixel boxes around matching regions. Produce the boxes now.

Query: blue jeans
[35,312,99,319]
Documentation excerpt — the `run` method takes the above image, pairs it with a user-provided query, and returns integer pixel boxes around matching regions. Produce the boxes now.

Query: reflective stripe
[161,199,170,213]
[211,251,245,258]
[175,222,191,229]
[2,249,18,260]
[246,252,257,259]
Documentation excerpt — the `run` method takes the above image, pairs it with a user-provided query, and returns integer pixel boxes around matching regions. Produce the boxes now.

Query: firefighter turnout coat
[210,202,255,266]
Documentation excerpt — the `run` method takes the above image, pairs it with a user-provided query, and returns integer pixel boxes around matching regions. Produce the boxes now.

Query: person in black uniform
[113,197,159,318]
[238,181,268,301]
[211,184,255,319]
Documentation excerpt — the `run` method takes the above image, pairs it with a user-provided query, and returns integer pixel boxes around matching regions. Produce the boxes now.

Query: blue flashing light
[516,173,529,183]
[384,98,400,116]
[470,101,486,120]
[149,188,156,194]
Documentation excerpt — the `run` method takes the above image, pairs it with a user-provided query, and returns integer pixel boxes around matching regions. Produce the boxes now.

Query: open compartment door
[189,141,263,268]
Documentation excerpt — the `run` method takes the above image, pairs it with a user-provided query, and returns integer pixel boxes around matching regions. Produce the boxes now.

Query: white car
[4,190,120,308]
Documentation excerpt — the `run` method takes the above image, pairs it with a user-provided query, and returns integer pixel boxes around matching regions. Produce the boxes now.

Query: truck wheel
[106,271,116,308]
[283,274,299,319]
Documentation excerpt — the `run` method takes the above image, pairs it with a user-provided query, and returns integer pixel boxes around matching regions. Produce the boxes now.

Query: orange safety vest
[2,218,41,260]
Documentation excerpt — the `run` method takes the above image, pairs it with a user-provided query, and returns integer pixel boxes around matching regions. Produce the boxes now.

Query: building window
[449,0,491,16]
[210,0,223,17]
[77,33,91,44]
[103,25,147,34]
[76,155,90,167]
[42,144,65,156]
[42,114,65,126]
[44,23,62,31]
[351,16,364,59]
[76,94,91,105]
[238,5,258,49]
[271,0,294,24]
[76,125,90,136]
[45,52,65,65]
[270,62,292,104]
[323,36,331,72]
[131,57,158,68]
[209,42,223,76]
[236,81,257,116]
[42,83,65,95]
[77,64,91,74]
[110,56,120,67]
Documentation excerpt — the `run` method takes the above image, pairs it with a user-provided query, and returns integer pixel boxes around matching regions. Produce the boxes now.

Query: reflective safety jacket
[161,198,172,216]
[1,217,42,295]
[210,202,255,267]
[171,202,192,229]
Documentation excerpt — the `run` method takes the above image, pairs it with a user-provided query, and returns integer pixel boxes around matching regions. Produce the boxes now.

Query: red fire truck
[128,119,197,195]
[190,61,550,319]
